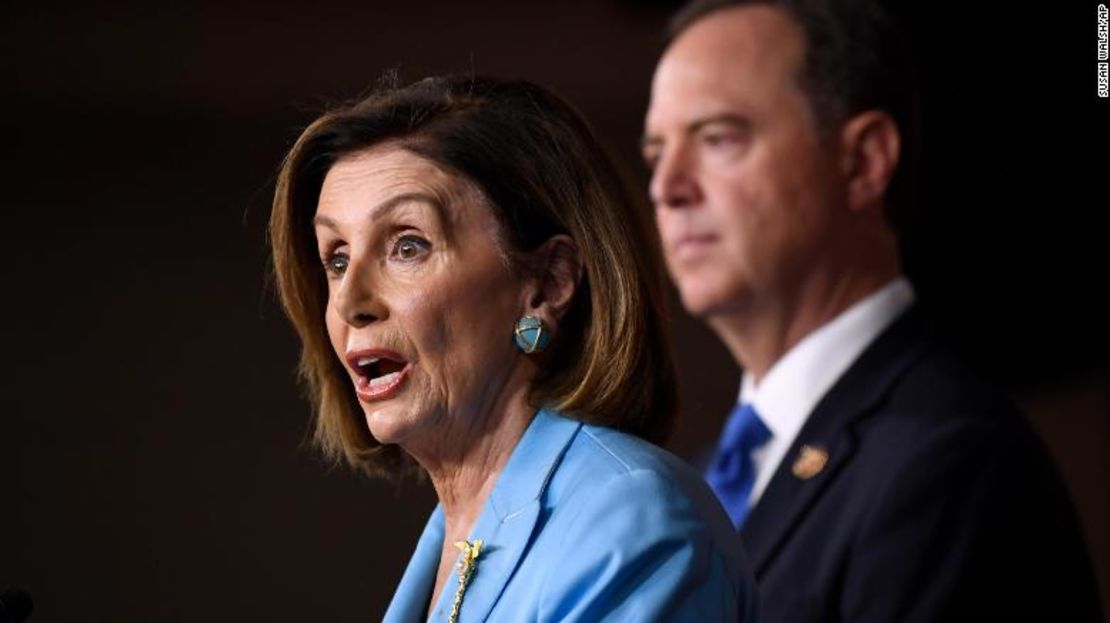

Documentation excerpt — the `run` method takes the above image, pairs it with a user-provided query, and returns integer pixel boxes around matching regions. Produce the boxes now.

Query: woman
[270,76,755,622]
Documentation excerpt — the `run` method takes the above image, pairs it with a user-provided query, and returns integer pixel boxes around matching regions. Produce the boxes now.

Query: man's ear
[839,110,901,213]
[522,234,583,325]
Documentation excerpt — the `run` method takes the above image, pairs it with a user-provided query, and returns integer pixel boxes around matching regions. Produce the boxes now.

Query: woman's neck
[417,386,536,618]
[412,383,536,538]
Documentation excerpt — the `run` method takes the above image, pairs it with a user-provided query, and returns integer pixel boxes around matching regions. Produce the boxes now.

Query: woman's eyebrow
[367,192,446,224]
[313,192,447,230]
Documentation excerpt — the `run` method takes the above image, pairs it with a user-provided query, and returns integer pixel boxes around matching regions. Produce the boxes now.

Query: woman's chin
[364,409,410,447]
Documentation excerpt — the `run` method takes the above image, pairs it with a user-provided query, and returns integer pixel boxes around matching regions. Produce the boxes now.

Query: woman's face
[313,146,528,454]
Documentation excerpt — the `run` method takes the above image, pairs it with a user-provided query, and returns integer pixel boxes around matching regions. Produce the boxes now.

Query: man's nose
[649,144,702,210]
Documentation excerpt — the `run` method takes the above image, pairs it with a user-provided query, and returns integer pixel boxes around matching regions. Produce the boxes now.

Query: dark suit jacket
[742,308,1102,622]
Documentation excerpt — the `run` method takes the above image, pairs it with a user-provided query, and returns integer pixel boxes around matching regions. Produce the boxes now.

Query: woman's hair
[270,75,677,478]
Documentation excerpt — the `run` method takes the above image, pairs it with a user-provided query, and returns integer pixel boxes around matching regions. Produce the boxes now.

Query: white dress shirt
[741,278,916,505]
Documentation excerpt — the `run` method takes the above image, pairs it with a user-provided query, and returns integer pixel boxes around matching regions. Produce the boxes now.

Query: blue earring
[514,315,551,354]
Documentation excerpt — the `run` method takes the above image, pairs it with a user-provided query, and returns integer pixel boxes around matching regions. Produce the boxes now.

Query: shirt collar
[741,277,916,447]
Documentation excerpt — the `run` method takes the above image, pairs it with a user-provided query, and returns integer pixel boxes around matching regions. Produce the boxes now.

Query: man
[642,0,1101,620]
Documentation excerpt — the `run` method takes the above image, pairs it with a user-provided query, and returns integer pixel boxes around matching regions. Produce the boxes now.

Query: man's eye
[323,253,349,276]
[702,132,736,147]
[391,235,431,261]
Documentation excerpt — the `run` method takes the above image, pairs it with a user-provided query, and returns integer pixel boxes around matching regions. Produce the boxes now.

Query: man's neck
[711,267,902,383]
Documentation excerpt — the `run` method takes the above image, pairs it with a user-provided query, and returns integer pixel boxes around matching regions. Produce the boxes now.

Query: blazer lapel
[741,308,930,575]
[427,409,581,623]
[383,505,446,623]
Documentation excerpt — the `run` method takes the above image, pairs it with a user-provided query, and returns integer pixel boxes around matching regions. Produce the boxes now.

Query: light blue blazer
[383,408,757,622]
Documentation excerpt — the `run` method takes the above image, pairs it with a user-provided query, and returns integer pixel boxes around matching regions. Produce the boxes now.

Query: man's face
[643,6,846,320]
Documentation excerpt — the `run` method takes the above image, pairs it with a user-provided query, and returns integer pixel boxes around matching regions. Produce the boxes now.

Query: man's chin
[671,276,712,307]
[676,284,751,321]
[679,291,730,319]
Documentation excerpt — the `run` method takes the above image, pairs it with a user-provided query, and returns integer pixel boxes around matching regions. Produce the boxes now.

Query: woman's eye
[391,235,431,262]
[323,253,349,276]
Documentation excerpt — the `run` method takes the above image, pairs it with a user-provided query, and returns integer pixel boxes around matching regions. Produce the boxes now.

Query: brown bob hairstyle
[270,75,677,478]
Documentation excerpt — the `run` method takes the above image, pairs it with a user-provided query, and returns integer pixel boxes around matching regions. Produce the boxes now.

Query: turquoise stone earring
[513,315,551,354]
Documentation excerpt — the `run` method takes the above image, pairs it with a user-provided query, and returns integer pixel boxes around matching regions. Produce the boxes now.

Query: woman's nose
[333,259,386,327]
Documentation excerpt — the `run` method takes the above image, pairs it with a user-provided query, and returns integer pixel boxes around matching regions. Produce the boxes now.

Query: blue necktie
[705,403,773,529]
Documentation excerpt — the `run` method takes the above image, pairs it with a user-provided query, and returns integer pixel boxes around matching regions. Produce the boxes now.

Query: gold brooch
[447,538,484,623]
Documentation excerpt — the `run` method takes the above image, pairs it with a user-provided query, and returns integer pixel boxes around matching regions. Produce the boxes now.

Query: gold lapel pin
[792,444,829,480]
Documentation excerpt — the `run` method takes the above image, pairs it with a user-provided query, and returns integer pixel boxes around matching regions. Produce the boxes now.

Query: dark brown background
[3,1,1107,620]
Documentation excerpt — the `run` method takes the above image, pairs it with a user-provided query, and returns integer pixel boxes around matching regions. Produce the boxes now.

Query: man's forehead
[646,55,761,131]
[658,5,805,87]
[646,6,806,128]
[674,5,804,53]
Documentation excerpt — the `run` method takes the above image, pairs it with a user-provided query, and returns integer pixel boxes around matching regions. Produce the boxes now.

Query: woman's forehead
[317,145,495,231]
[324,147,450,200]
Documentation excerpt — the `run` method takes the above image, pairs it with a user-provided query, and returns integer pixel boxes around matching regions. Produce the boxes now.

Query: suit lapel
[741,308,930,575]
[427,409,581,623]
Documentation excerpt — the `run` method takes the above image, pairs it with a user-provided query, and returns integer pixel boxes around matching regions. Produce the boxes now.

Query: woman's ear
[522,234,583,324]
[838,109,901,213]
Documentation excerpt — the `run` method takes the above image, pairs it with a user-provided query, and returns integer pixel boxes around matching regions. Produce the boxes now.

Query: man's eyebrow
[687,113,751,134]
[640,113,752,150]
[312,191,447,229]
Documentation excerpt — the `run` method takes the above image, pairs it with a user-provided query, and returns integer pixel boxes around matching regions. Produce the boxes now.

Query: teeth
[367,371,401,388]
[357,357,381,367]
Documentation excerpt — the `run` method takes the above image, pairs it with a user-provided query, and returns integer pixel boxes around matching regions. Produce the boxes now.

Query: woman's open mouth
[346,350,411,402]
